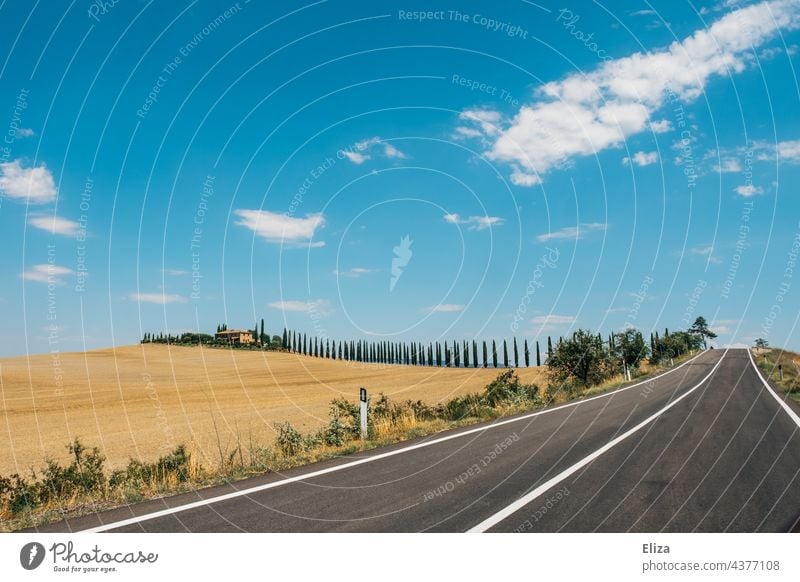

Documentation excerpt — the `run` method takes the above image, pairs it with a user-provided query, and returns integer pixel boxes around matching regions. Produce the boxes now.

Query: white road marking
[467,349,728,533]
[79,351,706,532]
[747,349,800,428]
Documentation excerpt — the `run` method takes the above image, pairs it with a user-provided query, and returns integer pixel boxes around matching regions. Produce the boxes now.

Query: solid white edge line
[466,349,728,533]
[746,348,800,428]
[80,350,706,532]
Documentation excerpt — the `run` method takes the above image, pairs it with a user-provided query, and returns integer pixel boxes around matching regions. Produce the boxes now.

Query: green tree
[492,340,498,368]
[513,338,519,368]
[614,328,649,371]
[546,329,610,388]
[754,338,769,349]
[690,316,717,349]
[524,339,530,367]
[536,340,541,366]
[483,341,488,368]
[503,339,509,368]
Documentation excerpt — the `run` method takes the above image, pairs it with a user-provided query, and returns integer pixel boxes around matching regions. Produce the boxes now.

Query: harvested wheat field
[0,344,546,475]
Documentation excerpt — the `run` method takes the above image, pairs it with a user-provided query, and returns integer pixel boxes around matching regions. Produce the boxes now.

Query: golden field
[0,344,546,475]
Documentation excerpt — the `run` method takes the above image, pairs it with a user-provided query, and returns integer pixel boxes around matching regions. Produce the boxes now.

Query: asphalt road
[32,348,800,533]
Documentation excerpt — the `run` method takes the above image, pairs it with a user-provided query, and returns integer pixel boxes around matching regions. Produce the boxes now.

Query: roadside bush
[109,445,191,488]
[483,369,539,407]
[274,422,304,457]
[38,439,106,505]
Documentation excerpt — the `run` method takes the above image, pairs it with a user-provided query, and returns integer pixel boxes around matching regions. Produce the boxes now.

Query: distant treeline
[140,316,717,372]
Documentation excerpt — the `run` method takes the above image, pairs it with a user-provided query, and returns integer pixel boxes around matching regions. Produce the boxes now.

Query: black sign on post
[360,387,367,403]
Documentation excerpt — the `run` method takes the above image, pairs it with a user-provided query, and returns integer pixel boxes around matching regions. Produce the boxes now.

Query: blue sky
[1,0,799,356]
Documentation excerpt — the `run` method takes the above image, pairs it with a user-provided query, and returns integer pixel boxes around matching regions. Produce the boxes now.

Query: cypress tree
[283,327,289,349]
[524,339,530,367]
[513,338,519,368]
[503,339,509,368]
[492,340,498,368]
[463,340,470,368]
[483,341,488,368]
[454,341,460,368]
[536,340,541,366]
[473,340,478,368]
[547,336,553,357]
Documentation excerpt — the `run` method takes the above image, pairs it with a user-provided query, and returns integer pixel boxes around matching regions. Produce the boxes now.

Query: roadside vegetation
[752,339,800,404]
[2,318,713,531]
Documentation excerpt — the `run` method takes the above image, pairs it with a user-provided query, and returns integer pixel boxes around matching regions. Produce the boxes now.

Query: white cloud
[424,303,465,313]
[383,143,406,159]
[777,140,800,163]
[734,184,764,196]
[269,299,330,314]
[631,9,657,16]
[650,119,673,133]
[536,222,607,242]
[129,292,187,304]
[162,268,187,276]
[510,166,543,186]
[623,151,659,166]
[443,213,504,230]
[530,314,576,332]
[457,0,800,184]
[334,267,374,278]
[0,160,57,203]
[234,209,325,247]
[689,244,723,264]
[16,128,35,138]
[713,158,742,173]
[28,215,80,236]
[342,151,368,164]
[341,136,406,164]
[21,264,74,284]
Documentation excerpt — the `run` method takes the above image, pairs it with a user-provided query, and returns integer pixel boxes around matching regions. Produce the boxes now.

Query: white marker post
[359,387,368,439]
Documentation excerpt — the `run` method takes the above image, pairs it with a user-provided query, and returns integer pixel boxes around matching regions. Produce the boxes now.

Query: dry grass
[755,348,800,402]
[0,344,546,475]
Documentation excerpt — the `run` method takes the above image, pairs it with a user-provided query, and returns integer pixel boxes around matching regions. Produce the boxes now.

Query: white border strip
[747,349,800,428]
[80,351,706,532]
[467,349,728,533]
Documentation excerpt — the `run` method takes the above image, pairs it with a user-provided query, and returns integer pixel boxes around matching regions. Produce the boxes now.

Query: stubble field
[0,344,546,475]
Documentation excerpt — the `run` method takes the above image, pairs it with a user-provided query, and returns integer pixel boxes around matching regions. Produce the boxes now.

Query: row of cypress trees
[282,331,555,368]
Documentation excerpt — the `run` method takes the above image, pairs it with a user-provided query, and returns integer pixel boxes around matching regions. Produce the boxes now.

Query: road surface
[31,348,800,533]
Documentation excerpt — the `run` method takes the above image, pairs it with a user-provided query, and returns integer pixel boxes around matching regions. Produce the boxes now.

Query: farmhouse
[214,329,254,344]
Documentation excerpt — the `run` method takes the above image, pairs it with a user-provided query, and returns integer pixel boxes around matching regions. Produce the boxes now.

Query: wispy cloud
[712,158,742,173]
[21,264,74,284]
[341,136,407,164]
[234,209,325,247]
[456,0,800,185]
[129,292,187,304]
[734,184,764,197]
[443,213,504,230]
[0,160,57,203]
[334,267,374,278]
[269,299,330,314]
[28,215,80,236]
[530,314,576,333]
[424,303,465,313]
[689,244,723,264]
[622,151,658,166]
[536,222,607,242]
[162,268,187,276]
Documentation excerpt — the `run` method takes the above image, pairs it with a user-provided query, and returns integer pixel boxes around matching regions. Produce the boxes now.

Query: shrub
[274,422,304,457]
